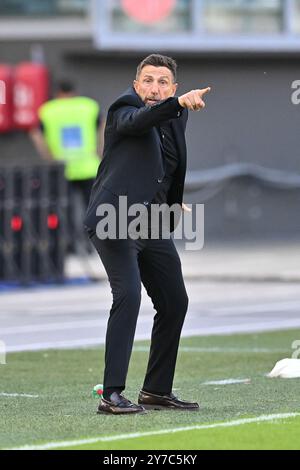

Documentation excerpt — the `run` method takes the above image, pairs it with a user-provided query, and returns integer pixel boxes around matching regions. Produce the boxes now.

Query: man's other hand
[178,87,211,111]
[182,203,192,213]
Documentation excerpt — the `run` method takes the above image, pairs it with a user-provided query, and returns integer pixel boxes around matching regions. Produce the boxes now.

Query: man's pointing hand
[178,87,211,111]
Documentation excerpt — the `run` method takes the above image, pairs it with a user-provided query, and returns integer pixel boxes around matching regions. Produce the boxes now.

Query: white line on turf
[1,317,152,335]
[6,338,107,352]
[3,318,300,354]
[202,379,251,385]
[0,393,39,398]
[213,300,300,315]
[181,319,300,336]
[133,346,289,353]
[6,340,290,354]
[9,413,300,450]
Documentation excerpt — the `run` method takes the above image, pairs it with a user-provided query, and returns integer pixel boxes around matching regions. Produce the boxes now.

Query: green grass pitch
[1,329,300,450]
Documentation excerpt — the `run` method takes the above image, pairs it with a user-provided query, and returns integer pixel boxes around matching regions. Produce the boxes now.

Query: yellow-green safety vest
[39,96,101,181]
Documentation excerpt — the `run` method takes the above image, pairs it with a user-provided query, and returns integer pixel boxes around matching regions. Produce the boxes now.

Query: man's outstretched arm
[114,87,210,136]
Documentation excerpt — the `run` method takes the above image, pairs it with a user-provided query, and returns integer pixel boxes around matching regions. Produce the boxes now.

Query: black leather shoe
[97,392,147,415]
[138,390,200,411]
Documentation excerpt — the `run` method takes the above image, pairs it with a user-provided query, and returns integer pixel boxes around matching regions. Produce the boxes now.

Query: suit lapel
[130,87,187,175]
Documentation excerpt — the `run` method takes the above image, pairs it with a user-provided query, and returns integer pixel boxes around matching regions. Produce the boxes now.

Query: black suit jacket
[84,86,188,234]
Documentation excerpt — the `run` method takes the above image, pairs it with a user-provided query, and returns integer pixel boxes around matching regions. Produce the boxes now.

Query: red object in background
[121,0,175,24]
[0,64,14,133]
[13,62,49,130]
[47,214,59,230]
[11,216,23,232]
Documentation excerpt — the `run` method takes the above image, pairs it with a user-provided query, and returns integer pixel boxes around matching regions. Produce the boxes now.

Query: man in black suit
[84,54,210,415]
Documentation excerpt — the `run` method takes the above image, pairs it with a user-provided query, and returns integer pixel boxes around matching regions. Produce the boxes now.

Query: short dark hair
[56,79,75,94]
[136,54,177,83]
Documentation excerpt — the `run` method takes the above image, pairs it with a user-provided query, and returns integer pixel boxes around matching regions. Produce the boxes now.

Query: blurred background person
[30,79,105,253]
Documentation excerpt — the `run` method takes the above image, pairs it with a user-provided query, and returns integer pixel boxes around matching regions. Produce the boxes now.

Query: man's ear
[133,80,138,92]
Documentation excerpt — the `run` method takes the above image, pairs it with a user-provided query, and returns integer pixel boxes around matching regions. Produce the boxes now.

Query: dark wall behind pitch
[1,39,300,240]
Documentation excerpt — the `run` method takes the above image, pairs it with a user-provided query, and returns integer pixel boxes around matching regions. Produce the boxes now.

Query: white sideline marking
[6,340,290,354]
[6,338,107,352]
[9,413,300,450]
[182,319,300,337]
[1,317,152,336]
[0,393,39,398]
[1,302,111,315]
[203,379,251,385]
[214,300,300,315]
[133,346,289,354]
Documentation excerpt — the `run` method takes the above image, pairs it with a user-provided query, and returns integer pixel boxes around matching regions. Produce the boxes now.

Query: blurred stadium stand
[0,0,300,244]
[0,163,67,282]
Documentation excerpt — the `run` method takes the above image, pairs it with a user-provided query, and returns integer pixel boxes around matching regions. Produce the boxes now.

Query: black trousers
[90,234,189,395]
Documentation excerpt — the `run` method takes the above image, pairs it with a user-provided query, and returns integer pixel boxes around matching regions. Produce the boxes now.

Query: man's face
[133,65,178,106]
